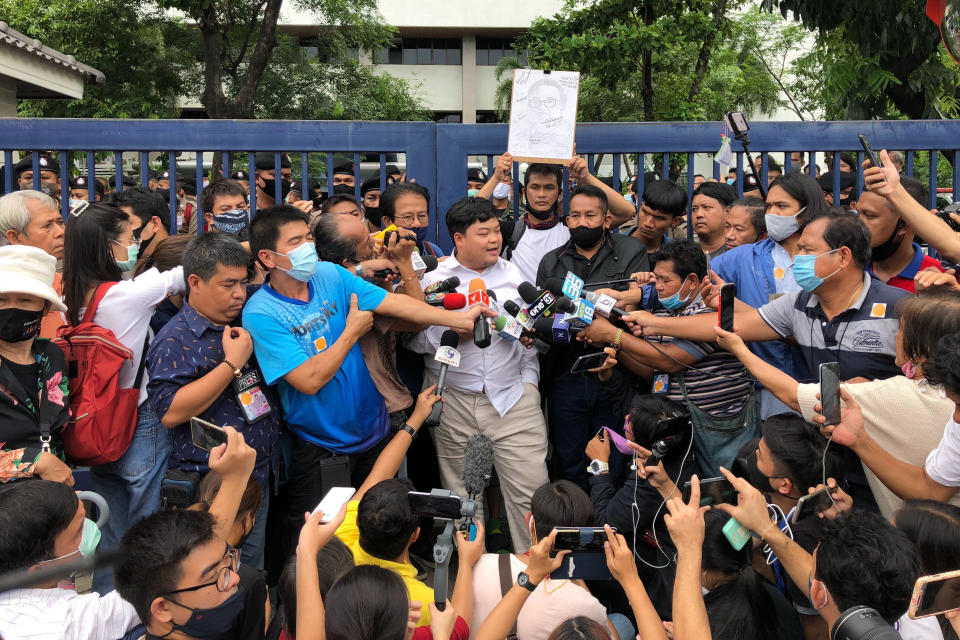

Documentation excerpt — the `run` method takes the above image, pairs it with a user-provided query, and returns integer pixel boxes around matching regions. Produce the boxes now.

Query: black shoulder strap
[498,554,519,640]
[133,334,150,390]
[500,217,527,261]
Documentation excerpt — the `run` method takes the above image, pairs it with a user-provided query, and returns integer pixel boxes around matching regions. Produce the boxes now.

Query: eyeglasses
[162,547,239,596]
[395,213,429,226]
[529,97,558,109]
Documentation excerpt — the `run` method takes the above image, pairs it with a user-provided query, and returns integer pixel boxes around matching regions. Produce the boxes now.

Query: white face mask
[493,182,512,200]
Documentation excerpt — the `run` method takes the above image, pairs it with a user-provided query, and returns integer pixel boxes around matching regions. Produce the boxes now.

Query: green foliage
[5,0,193,118]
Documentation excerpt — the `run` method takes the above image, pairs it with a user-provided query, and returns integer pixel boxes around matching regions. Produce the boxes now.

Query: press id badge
[651,373,670,394]
[232,369,273,423]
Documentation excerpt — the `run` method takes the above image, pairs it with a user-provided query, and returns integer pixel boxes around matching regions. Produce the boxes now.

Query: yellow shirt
[336,500,433,626]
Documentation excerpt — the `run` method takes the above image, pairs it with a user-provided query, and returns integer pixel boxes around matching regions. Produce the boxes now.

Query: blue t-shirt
[242,262,389,453]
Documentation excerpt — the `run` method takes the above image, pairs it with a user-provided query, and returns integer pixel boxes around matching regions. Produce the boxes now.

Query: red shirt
[870,244,944,294]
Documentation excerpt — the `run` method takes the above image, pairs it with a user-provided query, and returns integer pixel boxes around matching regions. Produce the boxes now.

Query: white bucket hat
[0,245,67,312]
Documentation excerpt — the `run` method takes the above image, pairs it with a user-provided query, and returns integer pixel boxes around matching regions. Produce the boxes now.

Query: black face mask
[569,224,605,249]
[135,222,156,254]
[525,200,558,221]
[311,195,324,210]
[364,205,382,226]
[870,222,905,262]
[0,307,44,343]
[259,178,291,202]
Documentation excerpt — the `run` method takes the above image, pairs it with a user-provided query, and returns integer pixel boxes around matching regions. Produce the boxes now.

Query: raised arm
[206,427,257,539]
[295,506,348,640]
[603,524,669,640]
[569,156,636,227]
[714,326,801,412]
[663,476,712,640]
[626,306,779,344]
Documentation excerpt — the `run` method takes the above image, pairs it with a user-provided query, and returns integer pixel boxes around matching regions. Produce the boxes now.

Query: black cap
[818,171,857,193]
[108,175,137,188]
[254,152,291,171]
[69,176,106,194]
[468,167,486,182]
[333,160,355,176]
[14,154,60,178]
[385,164,401,176]
[361,174,382,196]
[230,170,249,181]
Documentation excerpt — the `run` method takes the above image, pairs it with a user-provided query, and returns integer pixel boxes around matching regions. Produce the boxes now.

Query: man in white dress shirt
[408,197,548,552]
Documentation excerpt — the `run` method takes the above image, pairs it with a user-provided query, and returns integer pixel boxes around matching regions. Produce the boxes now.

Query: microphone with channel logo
[468,278,492,348]
[424,329,461,428]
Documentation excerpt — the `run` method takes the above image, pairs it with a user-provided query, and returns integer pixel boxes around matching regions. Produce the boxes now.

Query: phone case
[722,517,751,551]
[908,569,960,618]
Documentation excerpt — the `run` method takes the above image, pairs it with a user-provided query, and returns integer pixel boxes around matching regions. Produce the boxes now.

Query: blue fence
[2,118,960,252]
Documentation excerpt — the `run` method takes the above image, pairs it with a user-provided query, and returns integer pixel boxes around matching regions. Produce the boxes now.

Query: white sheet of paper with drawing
[507,69,580,164]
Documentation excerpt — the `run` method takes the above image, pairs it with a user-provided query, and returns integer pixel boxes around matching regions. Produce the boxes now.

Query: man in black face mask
[535,185,649,489]
[252,152,313,217]
[116,186,171,266]
[859,177,944,294]
[14,153,61,196]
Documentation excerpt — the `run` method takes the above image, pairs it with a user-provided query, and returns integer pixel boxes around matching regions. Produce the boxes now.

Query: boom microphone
[425,330,461,428]
[463,434,495,500]
[424,276,460,296]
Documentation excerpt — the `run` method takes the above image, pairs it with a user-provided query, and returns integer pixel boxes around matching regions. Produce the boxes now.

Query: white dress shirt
[407,254,539,417]
[0,587,140,640]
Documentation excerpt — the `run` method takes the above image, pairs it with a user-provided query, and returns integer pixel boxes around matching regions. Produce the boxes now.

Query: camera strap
[498,554,519,640]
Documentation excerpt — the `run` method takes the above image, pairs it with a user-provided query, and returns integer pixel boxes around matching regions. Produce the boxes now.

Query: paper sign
[562,271,585,299]
[507,69,580,164]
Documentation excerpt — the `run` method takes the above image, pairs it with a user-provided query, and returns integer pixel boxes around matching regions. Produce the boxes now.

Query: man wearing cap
[157,171,171,191]
[69,176,104,203]
[467,167,486,195]
[177,178,200,235]
[332,160,357,188]
[0,244,73,486]
[253,152,307,215]
[0,191,67,338]
[231,170,251,195]
[819,171,858,209]
[15,154,60,195]
[148,171,159,190]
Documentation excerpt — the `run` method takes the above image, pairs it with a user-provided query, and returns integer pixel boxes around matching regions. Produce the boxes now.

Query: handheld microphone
[469,279,491,349]
[493,315,523,341]
[551,315,572,343]
[583,290,629,323]
[425,330,461,428]
[565,298,595,328]
[645,440,671,468]
[463,434,494,501]
[424,276,461,296]
[411,252,428,278]
[443,292,467,310]
[519,281,558,321]
[503,299,534,330]
[422,255,439,274]
[486,289,499,316]
[425,292,446,306]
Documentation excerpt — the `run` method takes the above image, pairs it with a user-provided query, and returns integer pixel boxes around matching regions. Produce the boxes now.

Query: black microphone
[518,281,540,304]
[422,255,439,274]
[463,434,494,501]
[425,330,460,428]
[424,276,460,296]
[469,278,491,349]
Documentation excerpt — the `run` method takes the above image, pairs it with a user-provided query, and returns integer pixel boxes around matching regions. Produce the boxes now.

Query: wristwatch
[354,263,364,278]
[517,571,538,592]
[397,422,417,439]
[587,459,610,476]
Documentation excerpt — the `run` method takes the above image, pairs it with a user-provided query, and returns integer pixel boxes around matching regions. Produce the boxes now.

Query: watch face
[518,572,529,587]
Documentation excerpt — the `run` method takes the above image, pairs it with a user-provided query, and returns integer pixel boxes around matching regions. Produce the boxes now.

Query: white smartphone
[311,486,355,523]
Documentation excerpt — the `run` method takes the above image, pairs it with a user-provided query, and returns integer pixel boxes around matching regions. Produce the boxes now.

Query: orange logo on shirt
[870,303,887,318]
[773,267,785,280]
[314,336,328,352]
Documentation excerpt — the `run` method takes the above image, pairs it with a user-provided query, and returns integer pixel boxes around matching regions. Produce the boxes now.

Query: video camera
[408,489,477,611]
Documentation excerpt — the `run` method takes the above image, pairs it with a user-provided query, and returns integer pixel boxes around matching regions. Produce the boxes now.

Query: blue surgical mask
[412,225,430,246]
[792,248,840,292]
[726,178,735,185]
[658,278,692,311]
[38,517,101,564]
[212,209,249,235]
[764,207,806,242]
[113,240,139,272]
[271,242,318,282]
[467,189,480,197]
[167,586,245,640]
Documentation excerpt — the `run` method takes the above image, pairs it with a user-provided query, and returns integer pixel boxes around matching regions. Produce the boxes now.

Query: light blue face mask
[658,277,692,311]
[764,206,806,242]
[113,240,139,272]
[467,188,480,197]
[271,242,318,282]
[792,248,840,292]
[38,517,101,564]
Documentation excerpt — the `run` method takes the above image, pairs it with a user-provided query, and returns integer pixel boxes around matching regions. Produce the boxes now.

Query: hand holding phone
[819,362,841,427]
[718,283,736,332]
[190,416,228,451]
[311,486,356,523]
[858,134,883,168]
[570,351,610,374]
[909,570,960,619]
[683,476,737,506]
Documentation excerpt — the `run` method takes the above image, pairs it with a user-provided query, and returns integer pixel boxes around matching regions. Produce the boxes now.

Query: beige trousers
[424,372,549,552]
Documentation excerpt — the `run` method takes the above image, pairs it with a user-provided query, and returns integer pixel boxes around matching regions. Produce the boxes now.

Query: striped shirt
[757,273,907,382]
[652,298,754,417]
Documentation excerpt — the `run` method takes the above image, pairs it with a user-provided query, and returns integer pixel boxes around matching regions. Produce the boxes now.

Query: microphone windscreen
[555,295,576,314]
[486,289,497,301]
[517,281,539,303]
[468,278,486,294]
[463,434,495,498]
[503,300,521,316]
[422,255,439,272]
[494,316,507,331]
[440,329,460,348]
[543,278,566,295]
[443,292,467,310]
[533,316,554,336]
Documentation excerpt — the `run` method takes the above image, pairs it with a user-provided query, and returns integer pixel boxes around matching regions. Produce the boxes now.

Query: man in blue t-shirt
[242,206,483,538]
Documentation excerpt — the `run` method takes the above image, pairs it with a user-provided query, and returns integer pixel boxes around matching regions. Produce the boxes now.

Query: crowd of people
[0,145,960,640]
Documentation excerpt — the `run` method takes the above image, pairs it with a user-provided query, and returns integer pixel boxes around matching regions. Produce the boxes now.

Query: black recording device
[831,606,901,640]
[725,111,766,199]
[718,283,736,332]
[819,362,841,427]
[644,413,692,467]
[551,527,616,552]
[409,488,478,612]
[938,202,960,232]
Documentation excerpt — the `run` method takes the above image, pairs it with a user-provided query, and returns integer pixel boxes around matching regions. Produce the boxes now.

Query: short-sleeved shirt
[242,262,389,453]
[650,298,753,417]
[756,273,907,381]
[867,243,944,294]
[925,416,960,487]
[147,298,281,488]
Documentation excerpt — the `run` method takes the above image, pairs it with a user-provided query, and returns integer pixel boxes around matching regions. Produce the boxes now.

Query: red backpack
[53,282,147,465]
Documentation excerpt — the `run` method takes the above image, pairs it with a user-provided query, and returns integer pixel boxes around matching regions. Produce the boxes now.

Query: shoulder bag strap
[82,281,119,324]
[498,554,519,640]
[133,334,150,391]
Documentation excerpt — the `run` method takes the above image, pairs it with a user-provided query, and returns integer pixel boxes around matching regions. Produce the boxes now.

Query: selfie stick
[725,112,767,200]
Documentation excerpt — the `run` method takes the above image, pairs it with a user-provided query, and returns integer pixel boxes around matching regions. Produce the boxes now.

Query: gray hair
[0,191,57,246]
[182,232,250,289]
[313,214,359,266]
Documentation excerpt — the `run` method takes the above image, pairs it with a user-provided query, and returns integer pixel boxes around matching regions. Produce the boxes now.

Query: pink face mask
[902,361,917,379]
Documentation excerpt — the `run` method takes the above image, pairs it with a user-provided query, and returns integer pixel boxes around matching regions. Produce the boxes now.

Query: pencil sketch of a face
[528,79,567,127]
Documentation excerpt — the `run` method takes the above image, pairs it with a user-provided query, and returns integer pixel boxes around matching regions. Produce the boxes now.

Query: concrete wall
[281,0,562,28]
[374,65,463,112]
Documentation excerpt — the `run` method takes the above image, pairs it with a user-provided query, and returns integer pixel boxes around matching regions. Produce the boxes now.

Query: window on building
[433,112,463,123]
[378,38,461,65]
[298,36,358,63]
[476,38,527,66]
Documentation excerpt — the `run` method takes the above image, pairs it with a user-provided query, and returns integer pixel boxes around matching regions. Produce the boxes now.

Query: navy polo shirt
[147,298,281,489]
[756,273,908,381]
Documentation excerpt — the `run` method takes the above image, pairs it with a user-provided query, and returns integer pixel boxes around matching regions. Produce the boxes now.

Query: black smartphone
[570,352,610,374]
[858,134,883,168]
[683,477,738,506]
[408,491,463,520]
[551,526,616,552]
[791,486,835,524]
[718,283,736,332]
[189,417,228,451]
[909,571,960,619]
[819,362,841,427]
[725,111,750,135]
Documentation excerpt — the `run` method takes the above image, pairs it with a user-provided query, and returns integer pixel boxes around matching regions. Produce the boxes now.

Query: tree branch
[749,44,806,120]
[197,4,225,118]
[687,0,728,102]
[230,0,284,118]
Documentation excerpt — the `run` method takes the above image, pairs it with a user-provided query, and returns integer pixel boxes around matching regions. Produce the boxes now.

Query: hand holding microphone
[424,330,461,428]
[468,279,492,348]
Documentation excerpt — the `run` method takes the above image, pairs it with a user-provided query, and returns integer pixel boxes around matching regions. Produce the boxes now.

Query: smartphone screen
[858,134,883,168]
[718,284,736,332]
[792,487,833,523]
[551,527,615,552]
[683,477,738,506]
[570,352,610,374]
[311,486,355,522]
[408,492,463,520]
[913,574,960,618]
[189,417,228,451]
[819,362,841,427]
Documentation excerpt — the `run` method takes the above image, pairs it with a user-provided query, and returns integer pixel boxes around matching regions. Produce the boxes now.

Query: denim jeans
[240,490,270,570]
[91,402,172,594]
[608,613,636,640]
